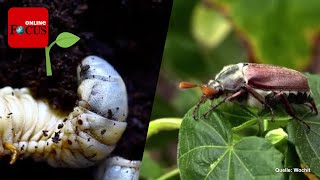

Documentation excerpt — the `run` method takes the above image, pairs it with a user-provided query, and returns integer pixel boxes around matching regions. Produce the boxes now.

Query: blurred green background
[141,0,320,179]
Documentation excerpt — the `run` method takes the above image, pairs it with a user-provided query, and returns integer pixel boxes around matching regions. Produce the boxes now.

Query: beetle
[179,63,318,128]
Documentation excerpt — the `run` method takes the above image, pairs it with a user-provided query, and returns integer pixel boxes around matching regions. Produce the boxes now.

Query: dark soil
[0,0,172,179]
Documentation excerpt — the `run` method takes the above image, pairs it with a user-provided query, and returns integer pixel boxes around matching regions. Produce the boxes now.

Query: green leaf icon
[55,32,80,48]
[45,32,80,76]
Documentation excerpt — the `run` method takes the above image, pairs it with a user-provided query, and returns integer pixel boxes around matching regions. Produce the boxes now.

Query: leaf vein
[204,149,230,180]
[179,146,228,160]
[199,117,228,145]
[232,150,254,179]
[304,130,320,163]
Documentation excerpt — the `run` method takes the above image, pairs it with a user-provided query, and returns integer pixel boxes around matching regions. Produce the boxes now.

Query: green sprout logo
[45,32,80,76]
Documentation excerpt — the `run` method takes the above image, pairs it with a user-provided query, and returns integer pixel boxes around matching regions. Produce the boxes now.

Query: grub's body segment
[96,156,141,180]
[0,56,128,168]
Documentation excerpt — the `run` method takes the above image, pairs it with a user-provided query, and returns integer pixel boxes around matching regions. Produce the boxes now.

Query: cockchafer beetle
[179,63,318,128]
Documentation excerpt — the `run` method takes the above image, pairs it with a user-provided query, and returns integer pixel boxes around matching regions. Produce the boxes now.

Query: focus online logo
[11,21,47,35]
[8,7,48,48]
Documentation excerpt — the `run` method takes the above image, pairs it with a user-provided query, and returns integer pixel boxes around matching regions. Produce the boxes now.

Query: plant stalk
[156,168,180,180]
[147,118,182,139]
[232,119,257,133]
[45,41,56,76]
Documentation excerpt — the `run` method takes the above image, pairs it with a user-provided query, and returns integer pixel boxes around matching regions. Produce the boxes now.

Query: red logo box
[8,7,49,48]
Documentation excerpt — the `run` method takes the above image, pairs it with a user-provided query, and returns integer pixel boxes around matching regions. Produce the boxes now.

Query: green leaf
[287,74,320,177]
[191,2,231,49]
[178,105,284,180]
[211,0,320,69]
[219,102,258,128]
[284,143,308,180]
[55,32,80,48]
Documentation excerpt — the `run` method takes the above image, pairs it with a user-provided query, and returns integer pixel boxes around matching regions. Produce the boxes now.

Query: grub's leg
[77,100,92,110]
[242,84,275,121]
[4,143,18,164]
[275,92,310,130]
[204,89,245,118]
[192,95,207,120]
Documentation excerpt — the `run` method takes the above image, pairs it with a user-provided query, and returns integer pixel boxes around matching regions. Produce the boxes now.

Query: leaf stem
[147,118,182,139]
[156,168,180,180]
[45,41,56,76]
[232,119,257,133]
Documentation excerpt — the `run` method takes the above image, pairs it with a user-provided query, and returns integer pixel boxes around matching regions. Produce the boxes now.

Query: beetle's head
[201,80,223,99]
[179,80,223,99]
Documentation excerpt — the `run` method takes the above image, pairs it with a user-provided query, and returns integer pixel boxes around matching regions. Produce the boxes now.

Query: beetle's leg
[203,97,227,119]
[242,84,275,121]
[275,92,310,130]
[192,95,207,120]
[303,103,316,114]
[307,98,318,115]
[204,89,245,118]
[303,103,313,111]
[4,143,18,164]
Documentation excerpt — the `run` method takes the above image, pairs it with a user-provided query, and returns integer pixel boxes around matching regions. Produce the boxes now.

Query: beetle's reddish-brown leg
[308,98,318,115]
[303,103,317,115]
[242,84,275,121]
[275,92,311,130]
[303,103,314,112]
[192,95,207,120]
[203,96,228,119]
[204,89,245,118]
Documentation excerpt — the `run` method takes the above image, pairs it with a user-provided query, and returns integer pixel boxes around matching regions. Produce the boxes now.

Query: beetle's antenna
[179,82,198,89]
[179,82,219,96]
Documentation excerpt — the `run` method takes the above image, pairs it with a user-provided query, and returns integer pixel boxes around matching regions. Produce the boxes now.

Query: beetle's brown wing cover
[244,64,309,91]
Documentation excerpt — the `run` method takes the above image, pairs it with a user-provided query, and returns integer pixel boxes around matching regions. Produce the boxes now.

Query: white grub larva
[95,156,141,180]
[0,55,128,168]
